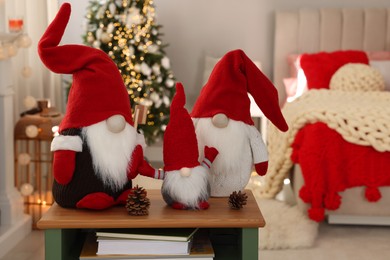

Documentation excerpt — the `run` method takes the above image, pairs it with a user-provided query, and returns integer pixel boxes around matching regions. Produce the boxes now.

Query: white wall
[59,0,390,106]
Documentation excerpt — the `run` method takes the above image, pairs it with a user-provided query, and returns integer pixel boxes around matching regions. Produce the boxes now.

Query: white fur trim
[201,158,212,169]
[154,169,165,179]
[249,126,268,163]
[51,135,83,152]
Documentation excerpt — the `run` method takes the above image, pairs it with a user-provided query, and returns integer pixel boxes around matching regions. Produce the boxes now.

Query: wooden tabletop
[37,189,265,229]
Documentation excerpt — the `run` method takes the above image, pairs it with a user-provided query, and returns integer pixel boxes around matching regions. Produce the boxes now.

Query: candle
[8,17,24,33]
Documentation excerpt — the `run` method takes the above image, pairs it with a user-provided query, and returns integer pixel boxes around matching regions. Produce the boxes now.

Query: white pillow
[370,60,390,91]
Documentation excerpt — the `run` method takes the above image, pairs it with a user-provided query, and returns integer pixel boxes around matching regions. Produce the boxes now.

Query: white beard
[82,121,137,191]
[162,166,210,208]
[193,118,253,196]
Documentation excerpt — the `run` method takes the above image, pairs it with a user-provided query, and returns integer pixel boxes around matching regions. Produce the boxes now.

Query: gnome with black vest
[38,3,164,210]
[191,49,288,197]
[161,83,218,210]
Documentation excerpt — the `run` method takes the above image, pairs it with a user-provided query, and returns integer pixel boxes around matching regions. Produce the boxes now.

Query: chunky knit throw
[260,89,390,200]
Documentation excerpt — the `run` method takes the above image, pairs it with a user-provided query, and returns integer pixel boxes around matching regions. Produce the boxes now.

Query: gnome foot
[115,189,133,205]
[171,202,188,210]
[198,201,210,210]
[76,192,115,210]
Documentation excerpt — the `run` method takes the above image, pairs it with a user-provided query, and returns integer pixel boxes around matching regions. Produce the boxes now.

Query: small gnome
[191,49,288,197]
[38,3,163,210]
[161,83,218,210]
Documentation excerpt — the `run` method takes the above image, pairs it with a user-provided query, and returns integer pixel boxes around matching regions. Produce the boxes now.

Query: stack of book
[79,228,215,260]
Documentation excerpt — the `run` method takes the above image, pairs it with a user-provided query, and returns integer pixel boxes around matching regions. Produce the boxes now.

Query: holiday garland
[83,0,175,144]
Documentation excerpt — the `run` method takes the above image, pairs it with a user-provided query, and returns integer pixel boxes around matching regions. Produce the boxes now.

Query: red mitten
[204,146,219,163]
[255,161,268,176]
[53,150,76,185]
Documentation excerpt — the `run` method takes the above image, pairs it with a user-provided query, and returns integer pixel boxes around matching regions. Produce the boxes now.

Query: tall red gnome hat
[191,49,288,132]
[38,3,133,132]
[163,83,200,172]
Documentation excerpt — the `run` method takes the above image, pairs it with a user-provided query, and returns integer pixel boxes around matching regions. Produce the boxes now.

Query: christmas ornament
[20,183,34,196]
[147,44,158,54]
[125,185,150,216]
[228,191,248,210]
[7,43,18,57]
[161,83,219,210]
[18,153,31,166]
[18,153,31,165]
[23,96,37,109]
[161,56,170,69]
[165,78,174,88]
[191,49,288,197]
[21,66,33,78]
[100,32,111,44]
[0,44,8,60]
[107,22,115,34]
[108,2,116,14]
[38,3,164,210]
[87,34,95,43]
[16,34,32,48]
[141,62,152,76]
[152,63,160,75]
[25,125,39,138]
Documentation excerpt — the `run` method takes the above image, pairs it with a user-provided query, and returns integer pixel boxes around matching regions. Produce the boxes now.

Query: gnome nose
[106,115,126,133]
[180,167,191,177]
[212,113,229,128]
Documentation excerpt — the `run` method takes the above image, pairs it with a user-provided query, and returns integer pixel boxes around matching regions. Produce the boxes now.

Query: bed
[260,8,390,225]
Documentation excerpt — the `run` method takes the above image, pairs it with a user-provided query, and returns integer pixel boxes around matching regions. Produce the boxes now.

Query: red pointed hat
[163,83,200,172]
[38,3,133,132]
[191,49,288,132]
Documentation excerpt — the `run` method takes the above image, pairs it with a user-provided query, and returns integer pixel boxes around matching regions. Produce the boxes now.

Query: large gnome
[191,49,288,197]
[38,3,163,210]
[161,83,218,210]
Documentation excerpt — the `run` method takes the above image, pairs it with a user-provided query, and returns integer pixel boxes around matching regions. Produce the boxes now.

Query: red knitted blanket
[291,122,390,222]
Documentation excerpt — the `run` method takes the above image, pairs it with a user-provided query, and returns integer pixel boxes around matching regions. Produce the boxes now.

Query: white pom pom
[106,115,126,133]
[212,113,229,128]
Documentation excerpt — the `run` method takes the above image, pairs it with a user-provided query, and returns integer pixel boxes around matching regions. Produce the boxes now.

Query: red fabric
[191,49,288,132]
[300,50,369,90]
[53,150,75,185]
[291,122,390,222]
[164,83,200,171]
[255,161,268,176]
[38,3,134,132]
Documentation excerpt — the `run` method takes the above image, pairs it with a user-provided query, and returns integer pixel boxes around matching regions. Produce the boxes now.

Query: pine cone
[125,185,150,216]
[228,191,248,210]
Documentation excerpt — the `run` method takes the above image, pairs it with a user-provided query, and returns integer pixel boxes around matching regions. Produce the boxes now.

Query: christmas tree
[83,0,175,144]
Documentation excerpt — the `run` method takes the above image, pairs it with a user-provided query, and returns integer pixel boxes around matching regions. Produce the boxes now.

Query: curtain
[4,0,62,121]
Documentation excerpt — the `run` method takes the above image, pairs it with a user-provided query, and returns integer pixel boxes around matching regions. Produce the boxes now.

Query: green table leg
[241,228,258,260]
[44,229,83,260]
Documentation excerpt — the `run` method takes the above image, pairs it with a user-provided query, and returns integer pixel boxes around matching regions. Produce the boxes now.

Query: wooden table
[37,189,265,260]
